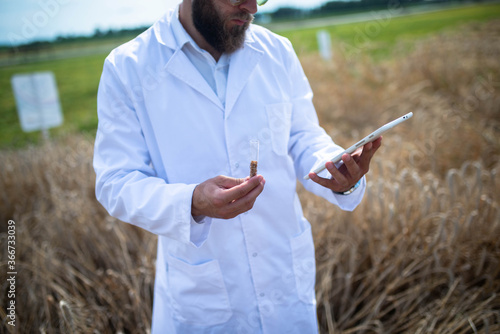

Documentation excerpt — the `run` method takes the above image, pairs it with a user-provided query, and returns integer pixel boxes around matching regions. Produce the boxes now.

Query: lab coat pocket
[166,254,233,325]
[290,225,316,304]
[266,103,292,156]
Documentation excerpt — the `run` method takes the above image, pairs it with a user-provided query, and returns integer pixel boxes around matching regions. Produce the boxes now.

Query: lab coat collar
[153,7,178,50]
[164,50,224,110]
[225,43,263,117]
[155,6,264,115]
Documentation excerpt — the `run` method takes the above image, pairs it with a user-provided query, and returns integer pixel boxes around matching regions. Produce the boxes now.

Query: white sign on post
[11,71,63,138]
[317,30,332,61]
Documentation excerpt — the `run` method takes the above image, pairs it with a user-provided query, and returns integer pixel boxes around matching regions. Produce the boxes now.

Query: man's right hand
[191,175,266,219]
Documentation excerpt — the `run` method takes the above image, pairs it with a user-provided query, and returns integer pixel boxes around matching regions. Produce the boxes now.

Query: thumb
[217,176,247,189]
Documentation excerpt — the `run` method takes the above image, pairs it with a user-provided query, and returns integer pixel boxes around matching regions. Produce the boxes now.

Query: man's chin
[223,36,246,54]
[220,24,249,53]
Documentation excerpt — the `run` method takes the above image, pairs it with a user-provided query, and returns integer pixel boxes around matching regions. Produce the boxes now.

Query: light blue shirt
[171,7,230,107]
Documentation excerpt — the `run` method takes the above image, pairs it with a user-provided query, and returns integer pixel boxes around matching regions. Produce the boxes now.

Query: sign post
[11,71,63,140]
[317,30,333,61]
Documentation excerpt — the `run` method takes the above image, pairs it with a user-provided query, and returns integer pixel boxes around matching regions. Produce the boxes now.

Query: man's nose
[239,0,258,14]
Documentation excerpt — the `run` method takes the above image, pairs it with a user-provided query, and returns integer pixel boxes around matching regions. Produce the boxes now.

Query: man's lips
[231,18,248,26]
[229,13,252,26]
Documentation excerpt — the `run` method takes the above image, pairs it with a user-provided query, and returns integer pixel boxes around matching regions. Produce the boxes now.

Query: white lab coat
[94,8,366,334]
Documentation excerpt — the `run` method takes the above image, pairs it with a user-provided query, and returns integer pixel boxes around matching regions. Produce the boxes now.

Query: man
[93,0,382,332]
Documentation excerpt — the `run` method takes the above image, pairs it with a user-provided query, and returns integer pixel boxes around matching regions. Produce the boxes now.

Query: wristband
[334,179,361,195]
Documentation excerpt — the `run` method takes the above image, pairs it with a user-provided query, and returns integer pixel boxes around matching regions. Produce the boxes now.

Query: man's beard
[192,0,253,54]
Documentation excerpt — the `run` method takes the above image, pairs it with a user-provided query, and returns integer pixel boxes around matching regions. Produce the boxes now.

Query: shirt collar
[171,6,198,50]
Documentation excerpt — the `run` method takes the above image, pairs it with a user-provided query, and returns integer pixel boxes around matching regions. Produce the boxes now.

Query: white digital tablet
[304,112,413,180]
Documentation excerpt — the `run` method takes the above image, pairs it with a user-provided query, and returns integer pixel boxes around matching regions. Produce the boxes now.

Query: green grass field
[0,54,105,148]
[1,2,499,149]
[280,2,500,57]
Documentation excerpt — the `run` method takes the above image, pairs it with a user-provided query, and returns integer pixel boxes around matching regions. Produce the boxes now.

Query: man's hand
[308,137,382,193]
[192,175,266,219]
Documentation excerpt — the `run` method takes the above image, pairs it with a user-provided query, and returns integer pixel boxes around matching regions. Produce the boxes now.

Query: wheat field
[1,20,499,333]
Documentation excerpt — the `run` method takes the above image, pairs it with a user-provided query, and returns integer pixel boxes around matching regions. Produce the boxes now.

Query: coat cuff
[330,176,366,211]
[188,186,212,248]
[189,215,212,248]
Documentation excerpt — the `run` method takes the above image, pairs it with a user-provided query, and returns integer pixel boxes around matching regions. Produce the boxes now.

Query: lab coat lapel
[225,44,263,118]
[164,49,223,110]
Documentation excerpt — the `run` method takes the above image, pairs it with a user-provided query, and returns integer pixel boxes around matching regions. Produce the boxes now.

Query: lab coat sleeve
[93,58,211,247]
[284,42,366,211]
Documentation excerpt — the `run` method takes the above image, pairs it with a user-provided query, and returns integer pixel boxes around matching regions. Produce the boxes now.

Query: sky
[0,0,330,46]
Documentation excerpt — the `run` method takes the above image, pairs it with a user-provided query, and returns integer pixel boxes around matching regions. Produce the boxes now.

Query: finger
[361,141,373,155]
[370,136,382,155]
[309,171,339,189]
[362,137,382,157]
[217,175,247,189]
[357,137,383,171]
[341,153,363,180]
[326,160,349,187]
[221,175,264,202]
[224,177,266,217]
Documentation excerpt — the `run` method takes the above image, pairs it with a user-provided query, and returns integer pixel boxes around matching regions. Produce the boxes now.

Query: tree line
[1,0,475,53]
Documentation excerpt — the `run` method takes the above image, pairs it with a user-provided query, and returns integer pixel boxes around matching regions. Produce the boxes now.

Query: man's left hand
[308,137,382,193]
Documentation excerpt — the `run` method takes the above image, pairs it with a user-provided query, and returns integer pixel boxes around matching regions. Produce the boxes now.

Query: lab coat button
[252,252,258,257]
[259,293,265,297]
[235,162,240,168]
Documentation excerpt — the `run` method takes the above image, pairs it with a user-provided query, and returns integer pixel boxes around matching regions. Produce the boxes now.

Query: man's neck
[179,2,222,61]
